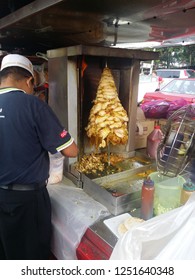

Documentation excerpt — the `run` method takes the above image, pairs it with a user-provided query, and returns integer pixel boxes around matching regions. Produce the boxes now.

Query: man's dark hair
[0,66,33,82]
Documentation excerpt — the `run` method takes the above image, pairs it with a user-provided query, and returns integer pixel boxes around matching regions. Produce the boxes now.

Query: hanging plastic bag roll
[110,192,195,260]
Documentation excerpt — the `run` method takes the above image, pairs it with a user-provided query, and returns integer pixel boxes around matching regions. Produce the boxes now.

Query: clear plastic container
[146,125,163,160]
[149,172,185,215]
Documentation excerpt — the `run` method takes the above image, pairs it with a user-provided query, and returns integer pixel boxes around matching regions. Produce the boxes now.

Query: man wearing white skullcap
[0,54,78,260]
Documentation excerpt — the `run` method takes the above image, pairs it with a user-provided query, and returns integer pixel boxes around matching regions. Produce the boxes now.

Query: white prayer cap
[1,54,34,76]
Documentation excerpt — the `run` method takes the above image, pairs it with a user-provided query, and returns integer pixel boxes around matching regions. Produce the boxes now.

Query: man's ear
[25,76,34,94]
[26,76,34,87]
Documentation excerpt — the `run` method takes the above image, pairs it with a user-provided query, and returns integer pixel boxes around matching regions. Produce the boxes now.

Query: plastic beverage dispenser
[150,172,185,215]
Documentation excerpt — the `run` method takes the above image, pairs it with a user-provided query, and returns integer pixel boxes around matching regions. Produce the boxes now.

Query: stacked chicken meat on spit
[85,67,129,149]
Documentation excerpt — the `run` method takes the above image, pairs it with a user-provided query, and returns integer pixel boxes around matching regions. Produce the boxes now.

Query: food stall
[46,45,158,259]
[0,1,195,261]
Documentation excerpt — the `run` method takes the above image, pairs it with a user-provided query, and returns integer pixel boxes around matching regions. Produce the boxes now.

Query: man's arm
[60,141,79,157]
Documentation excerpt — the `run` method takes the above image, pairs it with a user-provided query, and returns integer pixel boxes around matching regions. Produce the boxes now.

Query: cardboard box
[135,120,155,149]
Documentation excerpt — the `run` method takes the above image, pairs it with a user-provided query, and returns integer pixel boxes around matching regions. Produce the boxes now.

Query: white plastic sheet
[110,192,195,260]
[47,178,110,259]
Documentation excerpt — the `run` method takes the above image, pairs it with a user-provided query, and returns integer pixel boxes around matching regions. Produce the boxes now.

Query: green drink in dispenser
[149,172,186,215]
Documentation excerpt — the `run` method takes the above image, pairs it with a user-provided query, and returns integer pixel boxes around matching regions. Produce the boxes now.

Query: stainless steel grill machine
[47,45,158,215]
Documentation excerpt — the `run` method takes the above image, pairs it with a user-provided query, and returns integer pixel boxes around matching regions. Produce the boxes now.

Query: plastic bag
[166,98,188,118]
[110,192,195,260]
[48,152,64,184]
[141,100,170,118]
[47,181,110,259]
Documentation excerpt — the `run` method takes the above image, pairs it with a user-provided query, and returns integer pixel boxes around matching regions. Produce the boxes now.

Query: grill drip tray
[71,154,156,215]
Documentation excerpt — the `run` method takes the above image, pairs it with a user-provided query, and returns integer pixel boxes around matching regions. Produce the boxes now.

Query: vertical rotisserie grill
[47,45,157,214]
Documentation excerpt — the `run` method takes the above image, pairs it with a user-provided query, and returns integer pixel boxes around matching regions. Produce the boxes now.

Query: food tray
[82,164,156,215]
[69,153,156,215]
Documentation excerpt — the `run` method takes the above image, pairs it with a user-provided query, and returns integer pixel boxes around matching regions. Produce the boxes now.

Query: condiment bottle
[146,125,163,160]
[180,180,195,205]
[140,177,154,220]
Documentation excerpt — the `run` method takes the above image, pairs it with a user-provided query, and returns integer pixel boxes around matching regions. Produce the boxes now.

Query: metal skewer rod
[107,143,110,166]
